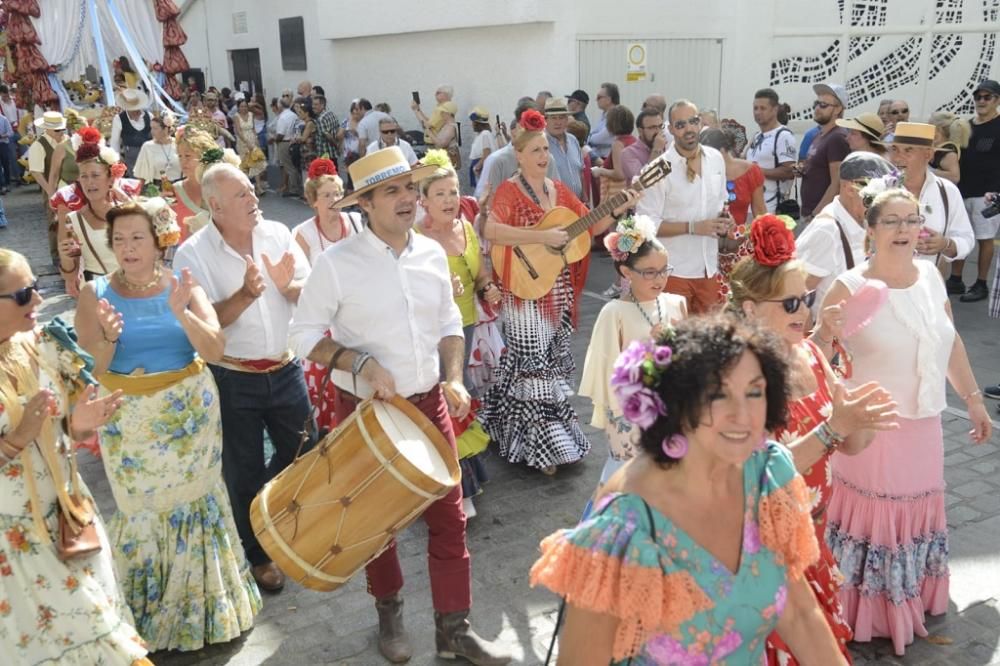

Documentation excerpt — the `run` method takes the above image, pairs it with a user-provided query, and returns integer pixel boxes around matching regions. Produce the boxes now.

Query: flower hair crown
[140,197,182,248]
[611,335,674,429]
[856,171,902,208]
[199,147,224,166]
[603,215,658,262]
[422,148,454,171]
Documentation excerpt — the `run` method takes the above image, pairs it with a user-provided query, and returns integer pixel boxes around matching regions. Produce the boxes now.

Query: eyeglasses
[0,281,39,306]
[726,180,737,202]
[763,290,816,314]
[878,214,925,228]
[672,116,701,130]
[631,265,674,281]
[381,129,397,135]
[642,123,665,131]
[889,108,909,115]
[813,100,841,110]
[974,93,997,102]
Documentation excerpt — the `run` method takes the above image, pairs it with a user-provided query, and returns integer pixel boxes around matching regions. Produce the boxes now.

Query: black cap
[975,80,1000,96]
[568,89,589,105]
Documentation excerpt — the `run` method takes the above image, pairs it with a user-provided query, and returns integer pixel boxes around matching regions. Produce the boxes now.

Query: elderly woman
[835,112,886,155]
[133,114,181,188]
[927,111,970,185]
[0,248,151,665]
[171,127,241,239]
[819,187,992,656]
[727,216,899,664]
[53,127,141,297]
[413,95,460,166]
[481,109,637,475]
[532,315,849,665]
[74,201,260,651]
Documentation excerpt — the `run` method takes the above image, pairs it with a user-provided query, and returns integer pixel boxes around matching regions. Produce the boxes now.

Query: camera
[982,192,1000,219]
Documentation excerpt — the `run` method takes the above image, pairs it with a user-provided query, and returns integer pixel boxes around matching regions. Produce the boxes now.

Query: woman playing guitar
[480,109,639,475]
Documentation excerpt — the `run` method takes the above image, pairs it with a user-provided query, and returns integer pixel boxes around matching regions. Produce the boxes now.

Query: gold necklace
[117,264,163,292]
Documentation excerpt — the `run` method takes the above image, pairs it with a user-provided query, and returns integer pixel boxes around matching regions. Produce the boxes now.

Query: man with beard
[620,107,667,185]
[636,99,729,314]
[799,82,851,220]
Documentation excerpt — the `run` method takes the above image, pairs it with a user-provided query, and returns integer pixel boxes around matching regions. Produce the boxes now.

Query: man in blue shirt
[544,97,583,198]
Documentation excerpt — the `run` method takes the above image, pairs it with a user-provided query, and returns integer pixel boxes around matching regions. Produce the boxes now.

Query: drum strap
[294,352,346,461]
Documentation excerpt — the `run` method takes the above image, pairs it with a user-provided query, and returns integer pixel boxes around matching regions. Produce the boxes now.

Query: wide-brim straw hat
[880,121,936,147]
[544,96,571,116]
[835,112,885,142]
[33,111,67,130]
[115,88,149,111]
[336,146,438,208]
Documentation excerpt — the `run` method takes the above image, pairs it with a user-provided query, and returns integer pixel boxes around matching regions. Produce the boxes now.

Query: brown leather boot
[375,594,412,663]
[435,610,511,665]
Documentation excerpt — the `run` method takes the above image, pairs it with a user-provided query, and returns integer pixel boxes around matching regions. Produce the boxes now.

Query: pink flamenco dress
[765,340,854,664]
[824,260,953,656]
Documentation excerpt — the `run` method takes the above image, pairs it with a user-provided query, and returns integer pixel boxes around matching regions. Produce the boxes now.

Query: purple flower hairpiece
[611,337,674,429]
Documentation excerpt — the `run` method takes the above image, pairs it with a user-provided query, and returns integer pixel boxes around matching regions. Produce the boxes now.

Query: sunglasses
[0,281,39,306]
[631,265,674,281]
[672,116,701,130]
[726,180,737,202]
[763,289,816,314]
[889,108,909,115]
[381,129,397,135]
[974,93,997,102]
[813,100,840,109]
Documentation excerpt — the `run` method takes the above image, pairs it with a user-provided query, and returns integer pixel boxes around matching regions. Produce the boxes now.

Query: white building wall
[180,0,1000,139]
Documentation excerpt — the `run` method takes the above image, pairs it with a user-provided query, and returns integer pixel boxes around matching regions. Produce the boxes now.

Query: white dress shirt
[635,144,728,279]
[133,140,181,182]
[913,168,974,264]
[796,197,867,313]
[289,227,464,398]
[274,108,298,139]
[174,218,310,359]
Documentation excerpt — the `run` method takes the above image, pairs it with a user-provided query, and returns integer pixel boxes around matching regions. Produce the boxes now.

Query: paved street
[3,182,1000,665]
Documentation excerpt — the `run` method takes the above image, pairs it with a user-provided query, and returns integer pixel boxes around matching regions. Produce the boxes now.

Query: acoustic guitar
[492,159,672,300]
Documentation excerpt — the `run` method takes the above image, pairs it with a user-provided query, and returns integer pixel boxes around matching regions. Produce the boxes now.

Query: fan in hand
[841,279,888,337]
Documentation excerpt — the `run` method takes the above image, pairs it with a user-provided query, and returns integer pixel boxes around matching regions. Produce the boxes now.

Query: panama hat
[34,111,67,131]
[543,97,571,116]
[336,147,438,208]
[835,112,885,142]
[115,88,149,111]
[881,122,936,147]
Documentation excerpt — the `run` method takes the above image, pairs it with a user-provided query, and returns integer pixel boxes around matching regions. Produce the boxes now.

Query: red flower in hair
[307,158,338,180]
[750,215,795,267]
[75,143,101,163]
[77,126,102,145]
[519,109,546,132]
[110,163,127,179]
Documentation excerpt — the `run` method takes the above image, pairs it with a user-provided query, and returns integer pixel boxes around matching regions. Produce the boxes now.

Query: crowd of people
[0,67,998,666]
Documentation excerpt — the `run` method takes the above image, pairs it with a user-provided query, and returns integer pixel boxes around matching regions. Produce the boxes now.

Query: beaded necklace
[632,295,663,330]
[518,173,549,207]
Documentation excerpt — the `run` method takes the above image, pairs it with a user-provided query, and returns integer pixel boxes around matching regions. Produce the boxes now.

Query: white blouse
[69,210,119,275]
[132,140,181,182]
[292,213,363,265]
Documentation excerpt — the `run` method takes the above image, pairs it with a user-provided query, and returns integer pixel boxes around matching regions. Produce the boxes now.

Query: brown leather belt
[337,385,436,405]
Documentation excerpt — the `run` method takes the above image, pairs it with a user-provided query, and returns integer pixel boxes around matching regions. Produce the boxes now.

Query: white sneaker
[602,283,622,299]
[462,497,477,519]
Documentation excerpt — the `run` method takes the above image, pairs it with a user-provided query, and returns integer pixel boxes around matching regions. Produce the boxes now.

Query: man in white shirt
[273,98,302,196]
[636,99,729,313]
[173,163,312,594]
[366,117,418,166]
[885,123,974,271]
[746,88,798,213]
[797,152,895,313]
[356,98,391,157]
[109,89,152,177]
[289,147,510,666]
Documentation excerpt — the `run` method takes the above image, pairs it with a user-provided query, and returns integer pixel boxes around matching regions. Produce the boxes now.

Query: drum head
[373,401,453,485]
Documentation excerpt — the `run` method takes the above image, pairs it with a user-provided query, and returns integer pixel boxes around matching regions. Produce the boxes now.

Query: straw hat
[881,122,936,147]
[115,88,149,111]
[336,147,438,208]
[33,111,67,131]
[544,97,571,116]
[835,112,885,142]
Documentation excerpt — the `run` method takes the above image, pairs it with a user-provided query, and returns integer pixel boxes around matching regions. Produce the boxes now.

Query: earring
[661,433,688,459]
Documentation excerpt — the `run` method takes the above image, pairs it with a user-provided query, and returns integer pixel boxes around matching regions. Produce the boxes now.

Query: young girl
[579,215,687,486]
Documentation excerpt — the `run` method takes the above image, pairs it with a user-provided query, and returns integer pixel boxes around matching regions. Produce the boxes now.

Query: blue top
[94,274,196,374]
[547,133,584,198]
[798,125,821,161]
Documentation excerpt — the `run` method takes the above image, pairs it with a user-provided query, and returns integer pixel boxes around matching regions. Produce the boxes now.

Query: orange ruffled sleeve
[757,442,821,581]
[529,496,714,661]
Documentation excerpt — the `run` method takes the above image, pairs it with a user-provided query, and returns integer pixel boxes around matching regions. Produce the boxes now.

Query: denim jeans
[0,141,14,188]
[210,360,316,566]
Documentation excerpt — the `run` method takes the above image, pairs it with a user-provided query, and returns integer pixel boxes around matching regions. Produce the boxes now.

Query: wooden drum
[250,395,460,591]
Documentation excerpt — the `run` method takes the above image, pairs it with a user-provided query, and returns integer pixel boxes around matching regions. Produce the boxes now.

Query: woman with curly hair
[74,201,260,651]
[532,314,849,665]
[52,126,142,298]
[727,215,898,665]
[481,109,638,475]
[171,127,241,239]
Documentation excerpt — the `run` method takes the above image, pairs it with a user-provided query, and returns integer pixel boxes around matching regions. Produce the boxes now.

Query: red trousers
[664,274,725,315]
[333,385,471,613]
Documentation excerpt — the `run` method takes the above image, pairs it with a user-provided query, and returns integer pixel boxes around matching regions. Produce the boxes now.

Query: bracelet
[59,259,79,273]
[962,389,983,403]
[351,351,372,376]
[329,346,351,371]
[102,329,120,344]
[814,421,845,453]
[477,281,496,299]
[687,220,694,235]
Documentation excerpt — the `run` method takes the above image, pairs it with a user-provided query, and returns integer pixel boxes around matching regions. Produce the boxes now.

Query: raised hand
[241,255,266,299]
[827,381,899,436]
[816,299,846,342]
[262,252,296,293]
[167,268,195,317]
[7,390,58,450]
[96,298,124,342]
[70,385,125,435]
[450,273,465,297]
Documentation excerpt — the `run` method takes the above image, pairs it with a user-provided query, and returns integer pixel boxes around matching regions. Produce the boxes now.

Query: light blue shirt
[547,132,583,198]
[588,112,613,158]
[0,115,12,143]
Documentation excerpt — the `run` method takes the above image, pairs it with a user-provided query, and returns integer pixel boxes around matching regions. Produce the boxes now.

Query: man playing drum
[174,163,315,594]
[289,146,511,665]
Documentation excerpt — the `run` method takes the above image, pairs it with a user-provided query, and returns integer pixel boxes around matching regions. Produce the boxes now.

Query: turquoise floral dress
[531,443,819,665]
[95,276,261,652]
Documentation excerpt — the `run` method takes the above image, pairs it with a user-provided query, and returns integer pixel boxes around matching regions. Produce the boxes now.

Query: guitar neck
[564,190,631,240]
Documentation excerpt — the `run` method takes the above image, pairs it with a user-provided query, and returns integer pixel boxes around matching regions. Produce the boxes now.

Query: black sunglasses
[0,281,39,306]
[974,93,996,102]
[763,289,816,314]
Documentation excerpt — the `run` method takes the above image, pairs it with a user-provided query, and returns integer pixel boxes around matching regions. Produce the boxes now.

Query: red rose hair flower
[77,126,103,145]
[750,214,795,267]
[110,163,127,179]
[519,109,546,132]
[307,158,338,181]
